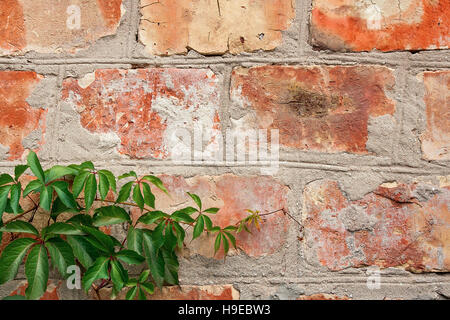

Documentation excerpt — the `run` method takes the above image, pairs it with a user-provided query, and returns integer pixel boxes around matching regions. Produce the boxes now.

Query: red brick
[231,65,395,154]
[139,0,295,55]
[96,285,239,300]
[0,0,123,55]
[9,281,62,300]
[311,0,450,52]
[132,174,289,258]
[303,179,450,272]
[0,71,47,160]
[297,294,350,300]
[61,68,221,159]
[420,71,450,160]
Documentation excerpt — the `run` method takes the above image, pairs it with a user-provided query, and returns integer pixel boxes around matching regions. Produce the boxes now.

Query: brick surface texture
[0,0,449,300]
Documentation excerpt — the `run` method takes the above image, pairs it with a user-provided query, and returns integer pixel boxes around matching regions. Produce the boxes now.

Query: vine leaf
[0,221,39,236]
[25,245,49,300]
[45,238,75,279]
[82,256,110,292]
[0,238,36,285]
[27,151,45,183]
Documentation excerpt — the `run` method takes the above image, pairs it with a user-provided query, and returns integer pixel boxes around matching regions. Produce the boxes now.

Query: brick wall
[0,0,449,300]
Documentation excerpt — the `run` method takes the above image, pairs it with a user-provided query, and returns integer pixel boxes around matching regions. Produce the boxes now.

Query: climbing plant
[0,151,284,300]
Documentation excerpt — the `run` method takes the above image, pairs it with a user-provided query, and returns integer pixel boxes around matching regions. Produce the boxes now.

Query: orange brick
[0,71,47,160]
[303,179,450,272]
[139,0,295,55]
[0,0,123,55]
[231,65,395,154]
[421,71,450,160]
[311,0,450,52]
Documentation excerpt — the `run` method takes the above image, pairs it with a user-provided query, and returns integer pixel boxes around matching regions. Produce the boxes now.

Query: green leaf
[40,185,53,212]
[204,207,220,214]
[174,206,198,215]
[27,151,45,183]
[44,222,85,236]
[50,197,78,222]
[116,250,145,265]
[82,256,110,292]
[142,175,168,194]
[171,210,195,223]
[72,171,90,198]
[23,180,43,197]
[127,226,144,256]
[98,170,116,193]
[0,238,36,284]
[66,235,98,269]
[203,215,213,231]
[138,287,147,300]
[80,226,115,254]
[142,230,165,288]
[14,165,29,181]
[214,233,222,254]
[25,245,49,300]
[84,174,97,213]
[138,270,150,283]
[141,182,155,209]
[0,221,39,236]
[161,248,179,285]
[172,222,185,249]
[140,282,154,295]
[223,236,229,255]
[118,171,137,180]
[93,205,131,227]
[193,215,205,240]
[224,226,238,231]
[126,279,138,287]
[80,161,95,170]
[125,286,138,300]
[152,222,166,250]
[51,181,77,209]
[116,181,134,204]
[45,165,77,183]
[9,183,21,214]
[98,172,110,201]
[0,174,14,186]
[137,211,167,225]
[132,184,144,210]
[187,192,202,210]
[110,259,128,294]
[210,226,221,233]
[0,185,12,214]
[45,238,75,279]
[163,223,177,252]
[224,231,237,249]
[66,214,92,226]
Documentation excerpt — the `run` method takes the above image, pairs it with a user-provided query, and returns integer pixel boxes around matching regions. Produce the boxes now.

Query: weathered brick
[297,294,350,300]
[61,68,221,159]
[231,65,395,154]
[311,0,449,52]
[9,281,62,300]
[95,285,239,300]
[303,179,450,272]
[139,0,295,55]
[131,174,289,258]
[420,71,450,161]
[0,0,123,55]
[0,71,47,160]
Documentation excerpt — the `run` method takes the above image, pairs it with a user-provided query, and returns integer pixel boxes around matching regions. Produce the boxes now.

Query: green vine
[0,151,284,300]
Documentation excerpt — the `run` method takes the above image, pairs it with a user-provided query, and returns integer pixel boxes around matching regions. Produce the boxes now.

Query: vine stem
[3,204,39,224]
